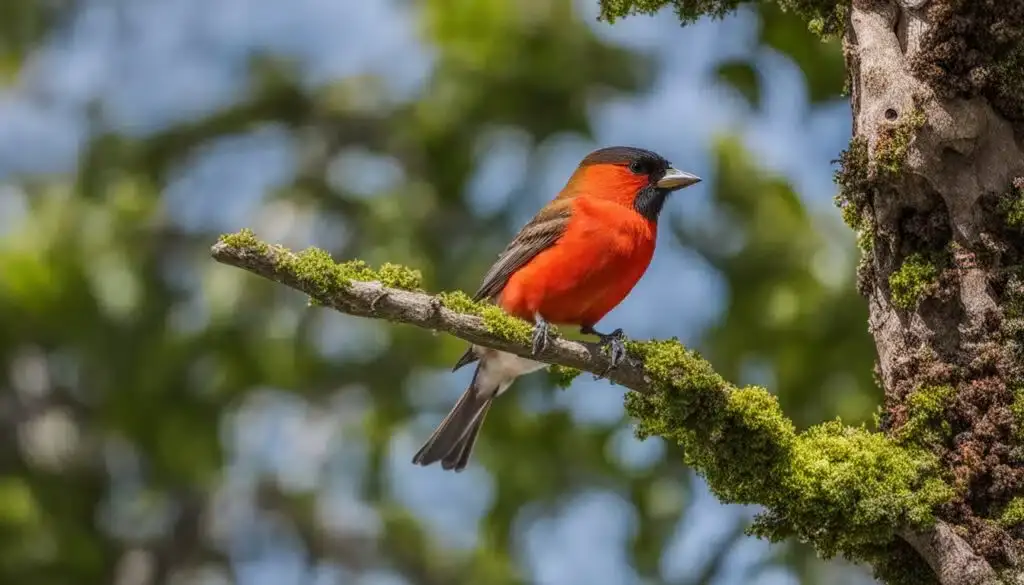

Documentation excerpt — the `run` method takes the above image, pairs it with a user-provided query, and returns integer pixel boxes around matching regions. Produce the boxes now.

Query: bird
[412,146,701,471]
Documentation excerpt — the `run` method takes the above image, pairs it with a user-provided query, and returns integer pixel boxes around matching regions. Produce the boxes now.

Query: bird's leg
[580,325,627,374]
[531,314,551,356]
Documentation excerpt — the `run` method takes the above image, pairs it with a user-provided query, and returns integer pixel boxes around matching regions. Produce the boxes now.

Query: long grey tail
[412,367,493,472]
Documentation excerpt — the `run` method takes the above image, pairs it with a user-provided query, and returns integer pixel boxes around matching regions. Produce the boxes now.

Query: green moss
[480,305,534,344]
[833,137,877,263]
[769,421,953,557]
[875,108,926,175]
[993,44,1024,124]
[437,291,538,344]
[597,0,847,38]
[1011,386,1024,442]
[834,138,878,294]
[623,337,953,562]
[219,230,423,308]
[286,250,379,302]
[1003,198,1024,230]
[998,178,1024,230]
[377,262,423,290]
[1000,497,1024,527]
[548,365,582,389]
[218,228,269,253]
[889,253,939,309]
[895,385,954,448]
[1004,269,1024,321]
[437,290,484,315]
[833,137,871,230]
[856,230,874,252]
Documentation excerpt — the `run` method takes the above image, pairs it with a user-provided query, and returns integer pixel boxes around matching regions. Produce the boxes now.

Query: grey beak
[656,167,701,190]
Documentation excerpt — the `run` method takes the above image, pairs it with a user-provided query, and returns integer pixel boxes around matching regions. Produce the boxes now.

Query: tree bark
[842,0,1024,580]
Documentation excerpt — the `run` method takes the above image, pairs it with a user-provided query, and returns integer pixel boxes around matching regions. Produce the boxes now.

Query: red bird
[412,146,701,471]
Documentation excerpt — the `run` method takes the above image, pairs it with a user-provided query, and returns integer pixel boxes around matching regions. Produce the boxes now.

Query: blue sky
[0,0,863,583]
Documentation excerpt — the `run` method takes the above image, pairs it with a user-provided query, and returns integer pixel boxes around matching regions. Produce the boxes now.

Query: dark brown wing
[472,200,571,302]
[451,200,571,372]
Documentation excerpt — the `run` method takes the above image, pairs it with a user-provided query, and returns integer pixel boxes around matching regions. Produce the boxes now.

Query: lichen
[596,0,848,38]
[623,338,953,561]
[889,253,940,309]
[548,365,582,388]
[874,108,926,176]
[895,385,955,447]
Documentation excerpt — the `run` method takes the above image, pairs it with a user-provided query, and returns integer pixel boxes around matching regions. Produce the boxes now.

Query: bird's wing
[472,200,571,302]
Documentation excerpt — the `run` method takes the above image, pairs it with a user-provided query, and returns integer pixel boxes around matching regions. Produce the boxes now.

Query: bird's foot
[531,316,551,356]
[581,326,627,378]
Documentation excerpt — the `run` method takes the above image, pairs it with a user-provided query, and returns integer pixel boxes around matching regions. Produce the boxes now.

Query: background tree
[0,0,940,584]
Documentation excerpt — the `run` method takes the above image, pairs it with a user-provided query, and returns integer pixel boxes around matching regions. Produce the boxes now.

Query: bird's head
[561,146,701,221]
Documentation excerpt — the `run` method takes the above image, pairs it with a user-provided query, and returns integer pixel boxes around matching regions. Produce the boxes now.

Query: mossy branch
[211,229,981,584]
[210,230,634,386]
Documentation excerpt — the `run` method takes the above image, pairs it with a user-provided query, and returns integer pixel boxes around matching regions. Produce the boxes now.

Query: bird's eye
[628,161,645,174]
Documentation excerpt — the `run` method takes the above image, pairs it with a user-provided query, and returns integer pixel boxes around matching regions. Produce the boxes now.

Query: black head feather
[580,146,677,221]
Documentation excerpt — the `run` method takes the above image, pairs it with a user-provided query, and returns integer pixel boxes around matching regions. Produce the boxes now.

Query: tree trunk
[839,0,1024,579]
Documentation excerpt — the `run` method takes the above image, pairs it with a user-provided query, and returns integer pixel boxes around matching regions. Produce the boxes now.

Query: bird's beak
[657,168,702,191]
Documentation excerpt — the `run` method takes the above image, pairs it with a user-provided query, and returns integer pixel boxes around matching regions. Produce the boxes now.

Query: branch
[210,230,957,583]
[210,233,636,388]
[899,524,1003,585]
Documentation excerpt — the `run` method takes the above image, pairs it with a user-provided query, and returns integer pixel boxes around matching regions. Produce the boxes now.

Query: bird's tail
[412,366,493,472]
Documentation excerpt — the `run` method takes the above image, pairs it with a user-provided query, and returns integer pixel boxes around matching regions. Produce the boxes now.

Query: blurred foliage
[0,0,73,81]
[713,2,845,109]
[0,0,873,584]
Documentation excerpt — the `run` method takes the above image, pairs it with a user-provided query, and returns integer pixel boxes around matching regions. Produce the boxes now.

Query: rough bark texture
[900,525,1004,585]
[838,0,1024,579]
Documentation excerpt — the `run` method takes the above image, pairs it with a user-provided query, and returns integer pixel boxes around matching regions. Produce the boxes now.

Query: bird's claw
[584,327,627,379]
[531,319,551,356]
[600,328,627,370]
